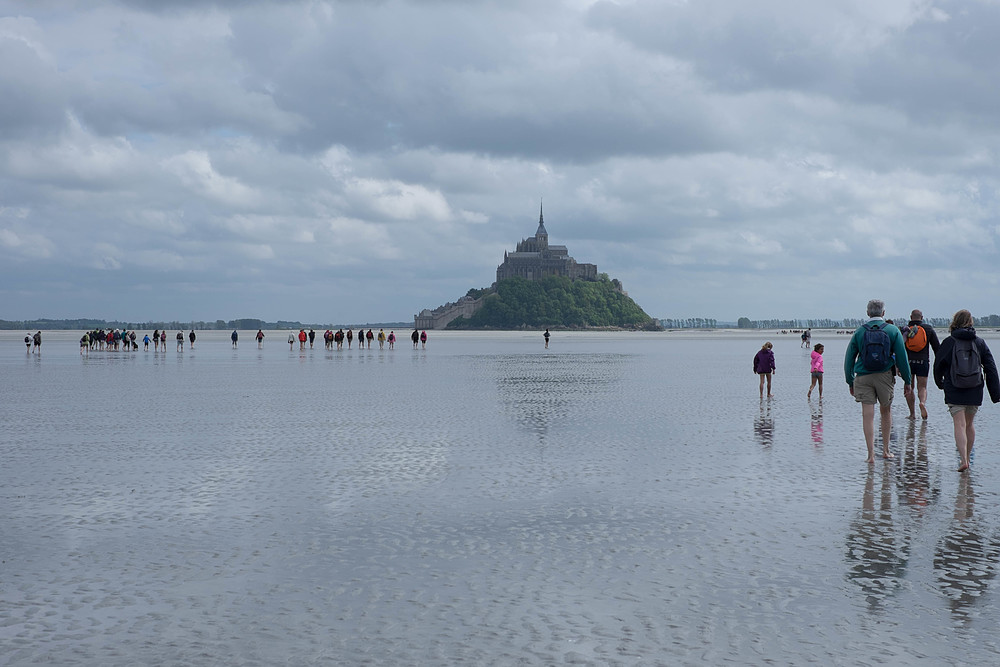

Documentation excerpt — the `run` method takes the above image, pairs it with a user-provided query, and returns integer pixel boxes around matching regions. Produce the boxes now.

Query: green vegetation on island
[447,276,660,330]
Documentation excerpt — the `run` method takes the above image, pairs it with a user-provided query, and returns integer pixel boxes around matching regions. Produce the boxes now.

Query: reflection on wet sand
[494,353,625,445]
[846,464,910,613]
[810,400,823,447]
[754,399,774,449]
[897,420,939,517]
[934,474,1000,626]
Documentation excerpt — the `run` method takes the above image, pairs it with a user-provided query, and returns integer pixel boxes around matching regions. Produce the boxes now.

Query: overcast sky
[2,0,999,324]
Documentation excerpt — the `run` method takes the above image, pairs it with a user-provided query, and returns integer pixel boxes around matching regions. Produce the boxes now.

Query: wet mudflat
[3,329,1000,665]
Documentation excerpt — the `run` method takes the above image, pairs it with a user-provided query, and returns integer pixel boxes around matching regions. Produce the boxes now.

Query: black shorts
[909,358,929,378]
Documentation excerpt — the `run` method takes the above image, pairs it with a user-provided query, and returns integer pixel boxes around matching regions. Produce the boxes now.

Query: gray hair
[866,299,885,318]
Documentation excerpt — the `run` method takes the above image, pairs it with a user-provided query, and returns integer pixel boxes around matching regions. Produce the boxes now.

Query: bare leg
[862,403,876,463]
[759,374,765,397]
[880,402,894,459]
[954,411,970,471]
[916,376,929,419]
[808,376,815,398]
[766,373,773,397]
[905,381,917,419]
[817,375,823,398]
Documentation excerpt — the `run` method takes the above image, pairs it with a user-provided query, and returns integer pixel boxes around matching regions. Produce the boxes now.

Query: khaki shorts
[853,371,895,405]
[948,404,979,417]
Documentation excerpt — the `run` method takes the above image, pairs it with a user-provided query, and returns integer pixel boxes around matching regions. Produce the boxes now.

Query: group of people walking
[754,300,1000,472]
[281,328,428,350]
[71,327,432,354]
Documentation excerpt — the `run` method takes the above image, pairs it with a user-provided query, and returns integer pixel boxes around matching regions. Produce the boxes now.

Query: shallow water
[3,329,1000,664]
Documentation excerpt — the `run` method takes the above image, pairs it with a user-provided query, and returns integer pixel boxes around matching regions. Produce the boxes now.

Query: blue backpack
[861,323,892,371]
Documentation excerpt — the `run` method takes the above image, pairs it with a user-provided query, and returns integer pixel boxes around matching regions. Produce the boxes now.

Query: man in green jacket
[844,299,912,463]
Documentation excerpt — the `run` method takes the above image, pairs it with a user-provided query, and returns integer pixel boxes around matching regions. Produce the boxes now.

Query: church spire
[535,199,548,239]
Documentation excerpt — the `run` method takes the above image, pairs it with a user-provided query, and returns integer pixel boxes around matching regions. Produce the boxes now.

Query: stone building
[495,204,598,283]
[414,205,599,329]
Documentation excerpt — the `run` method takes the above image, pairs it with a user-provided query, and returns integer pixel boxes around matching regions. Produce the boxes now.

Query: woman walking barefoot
[934,309,1000,472]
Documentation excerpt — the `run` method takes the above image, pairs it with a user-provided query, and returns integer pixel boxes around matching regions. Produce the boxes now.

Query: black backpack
[951,338,984,389]
[861,323,892,371]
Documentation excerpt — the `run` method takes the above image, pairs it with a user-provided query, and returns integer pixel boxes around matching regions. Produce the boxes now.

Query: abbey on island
[414,205,601,329]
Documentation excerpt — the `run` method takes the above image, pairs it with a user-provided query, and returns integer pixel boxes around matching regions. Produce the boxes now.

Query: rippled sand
[3,330,1000,664]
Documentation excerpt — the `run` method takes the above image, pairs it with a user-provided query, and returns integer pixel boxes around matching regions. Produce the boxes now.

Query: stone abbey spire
[495,204,595,283]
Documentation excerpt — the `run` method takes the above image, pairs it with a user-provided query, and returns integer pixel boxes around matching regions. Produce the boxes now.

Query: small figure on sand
[420,330,427,349]
[753,341,776,398]
[256,329,265,348]
[808,343,824,399]
[544,328,550,348]
[231,330,239,348]
[412,329,419,349]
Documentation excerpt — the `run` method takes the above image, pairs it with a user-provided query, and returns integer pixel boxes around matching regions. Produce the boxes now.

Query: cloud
[2,0,1000,322]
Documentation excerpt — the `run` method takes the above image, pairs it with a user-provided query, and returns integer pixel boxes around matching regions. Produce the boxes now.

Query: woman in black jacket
[933,309,1000,472]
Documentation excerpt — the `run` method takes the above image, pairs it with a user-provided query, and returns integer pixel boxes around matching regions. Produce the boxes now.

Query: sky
[2,0,999,324]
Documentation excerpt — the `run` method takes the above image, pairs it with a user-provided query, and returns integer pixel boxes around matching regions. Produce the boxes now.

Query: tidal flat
[3,329,1000,665]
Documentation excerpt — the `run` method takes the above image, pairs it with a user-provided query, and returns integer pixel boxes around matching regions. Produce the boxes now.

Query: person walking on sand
[176,331,184,351]
[808,343,824,399]
[412,329,419,349]
[346,328,353,349]
[366,329,374,348]
[753,342,776,397]
[388,331,395,349]
[298,329,307,350]
[188,329,196,349]
[420,330,427,349]
[903,309,941,420]
[844,299,912,463]
[143,333,150,351]
[160,330,166,350]
[544,328,550,348]
[288,331,295,350]
[153,329,160,351]
[933,309,1000,472]
[256,329,265,348]
[309,329,316,348]
[231,330,239,348]
[377,329,386,349]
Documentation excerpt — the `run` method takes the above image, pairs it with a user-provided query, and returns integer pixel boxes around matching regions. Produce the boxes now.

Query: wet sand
[3,330,1000,664]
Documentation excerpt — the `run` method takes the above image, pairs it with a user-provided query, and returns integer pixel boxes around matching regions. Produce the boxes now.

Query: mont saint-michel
[415,206,658,330]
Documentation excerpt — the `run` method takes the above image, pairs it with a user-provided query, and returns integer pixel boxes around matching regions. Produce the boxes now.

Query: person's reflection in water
[810,400,823,448]
[934,474,1000,626]
[897,420,938,519]
[846,464,910,613]
[754,399,774,450]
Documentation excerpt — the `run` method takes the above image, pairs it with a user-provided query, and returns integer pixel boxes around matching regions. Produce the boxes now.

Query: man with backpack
[903,309,941,420]
[844,299,912,463]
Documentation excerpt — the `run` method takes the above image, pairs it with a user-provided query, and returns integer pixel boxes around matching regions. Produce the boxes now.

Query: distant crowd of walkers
[70,328,429,354]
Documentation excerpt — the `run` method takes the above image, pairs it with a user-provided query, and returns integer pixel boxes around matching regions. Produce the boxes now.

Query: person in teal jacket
[844,299,912,463]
